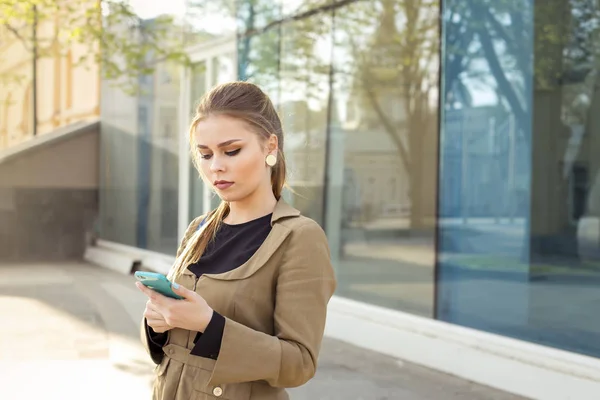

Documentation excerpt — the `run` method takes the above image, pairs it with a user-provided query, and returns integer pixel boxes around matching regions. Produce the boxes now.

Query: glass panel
[329,0,440,316]
[99,2,237,254]
[210,52,238,211]
[279,0,332,16]
[189,51,238,219]
[239,29,281,106]
[150,66,181,254]
[189,61,207,219]
[184,0,237,42]
[99,60,180,254]
[237,0,283,33]
[439,0,600,358]
[236,0,332,33]
[99,96,139,248]
[279,13,332,225]
[212,53,236,88]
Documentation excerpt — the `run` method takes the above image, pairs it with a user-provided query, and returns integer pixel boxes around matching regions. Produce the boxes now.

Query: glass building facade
[99,0,600,361]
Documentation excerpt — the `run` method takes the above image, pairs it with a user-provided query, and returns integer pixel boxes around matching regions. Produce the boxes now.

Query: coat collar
[270,196,301,225]
[182,198,300,280]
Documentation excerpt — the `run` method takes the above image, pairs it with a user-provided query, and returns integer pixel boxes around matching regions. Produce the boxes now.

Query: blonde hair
[167,82,287,281]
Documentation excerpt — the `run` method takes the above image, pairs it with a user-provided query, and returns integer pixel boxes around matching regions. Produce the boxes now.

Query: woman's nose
[209,156,225,172]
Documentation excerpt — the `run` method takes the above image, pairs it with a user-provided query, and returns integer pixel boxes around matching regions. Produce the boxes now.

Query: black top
[188,213,273,277]
[146,213,273,360]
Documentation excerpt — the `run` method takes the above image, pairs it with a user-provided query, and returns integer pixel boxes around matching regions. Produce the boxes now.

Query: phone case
[134,271,184,299]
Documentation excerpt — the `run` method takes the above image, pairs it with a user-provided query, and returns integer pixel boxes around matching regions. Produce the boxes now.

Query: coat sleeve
[208,220,337,388]
[140,214,205,364]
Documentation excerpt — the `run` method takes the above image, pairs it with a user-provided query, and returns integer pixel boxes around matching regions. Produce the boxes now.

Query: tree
[332,0,440,228]
[443,0,600,261]
[0,0,191,95]
[214,0,441,229]
[444,0,600,144]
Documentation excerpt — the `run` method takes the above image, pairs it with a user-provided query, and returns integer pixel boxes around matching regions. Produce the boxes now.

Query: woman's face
[193,114,276,203]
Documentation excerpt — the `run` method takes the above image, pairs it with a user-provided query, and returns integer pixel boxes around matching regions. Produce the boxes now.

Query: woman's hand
[143,301,172,333]
[136,281,214,333]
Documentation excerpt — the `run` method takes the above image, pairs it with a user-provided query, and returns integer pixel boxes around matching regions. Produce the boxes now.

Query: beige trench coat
[140,199,337,400]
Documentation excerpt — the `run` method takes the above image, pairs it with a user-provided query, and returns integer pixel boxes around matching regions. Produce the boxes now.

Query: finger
[171,282,195,300]
[149,325,170,334]
[146,300,162,313]
[147,306,164,319]
[145,307,169,323]
[146,318,162,326]
[147,321,170,333]
[144,308,162,320]
[136,282,154,297]
[147,317,169,327]
[136,282,168,306]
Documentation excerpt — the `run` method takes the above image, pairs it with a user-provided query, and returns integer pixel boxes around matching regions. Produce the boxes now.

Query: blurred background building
[2,0,600,399]
[0,10,100,149]
[0,2,100,261]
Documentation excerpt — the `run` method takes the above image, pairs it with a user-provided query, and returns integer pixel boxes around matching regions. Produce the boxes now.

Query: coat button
[168,348,174,355]
[212,387,223,397]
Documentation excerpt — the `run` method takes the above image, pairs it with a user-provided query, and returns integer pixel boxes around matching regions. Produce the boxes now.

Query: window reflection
[237,0,282,34]
[184,0,237,41]
[279,0,332,16]
[148,62,180,253]
[189,51,238,218]
[236,0,332,33]
[439,0,600,358]
[279,14,332,224]
[189,62,208,220]
[238,30,281,103]
[99,59,180,254]
[329,0,439,316]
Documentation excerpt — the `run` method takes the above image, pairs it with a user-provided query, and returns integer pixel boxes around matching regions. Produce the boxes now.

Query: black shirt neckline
[222,213,273,228]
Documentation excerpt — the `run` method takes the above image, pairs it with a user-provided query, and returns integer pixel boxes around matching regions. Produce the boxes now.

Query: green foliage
[0,0,191,95]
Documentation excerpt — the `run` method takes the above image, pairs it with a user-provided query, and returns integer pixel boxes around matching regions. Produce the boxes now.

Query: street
[0,262,527,400]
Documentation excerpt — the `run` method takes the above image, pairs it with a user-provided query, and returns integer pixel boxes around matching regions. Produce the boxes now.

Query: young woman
[136,81,337,400]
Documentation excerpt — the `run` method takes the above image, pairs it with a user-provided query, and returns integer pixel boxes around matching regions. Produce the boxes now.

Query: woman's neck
[225,188,277,225]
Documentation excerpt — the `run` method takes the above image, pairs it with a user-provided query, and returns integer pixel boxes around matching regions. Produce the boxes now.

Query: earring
[265,154,277,167]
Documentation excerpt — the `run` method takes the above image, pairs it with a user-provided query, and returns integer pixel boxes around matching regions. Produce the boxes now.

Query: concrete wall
[0,121,99,261]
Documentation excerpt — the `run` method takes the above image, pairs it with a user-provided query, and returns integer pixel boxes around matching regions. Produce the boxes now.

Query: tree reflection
[445,0,600,151]
[334,0,440,229]
[191,0,442,231]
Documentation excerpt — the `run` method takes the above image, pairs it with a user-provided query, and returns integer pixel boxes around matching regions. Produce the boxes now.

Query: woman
[136,81,337,400]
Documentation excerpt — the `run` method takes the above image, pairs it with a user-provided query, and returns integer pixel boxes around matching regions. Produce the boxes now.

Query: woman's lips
[214,181,233,190]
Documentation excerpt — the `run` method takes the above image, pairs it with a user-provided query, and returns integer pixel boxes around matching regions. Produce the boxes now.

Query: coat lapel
[183,198,300,280]
[204,223,291,281]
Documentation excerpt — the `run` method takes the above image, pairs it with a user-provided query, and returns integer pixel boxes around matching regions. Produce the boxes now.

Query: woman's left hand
[136,281,214,333]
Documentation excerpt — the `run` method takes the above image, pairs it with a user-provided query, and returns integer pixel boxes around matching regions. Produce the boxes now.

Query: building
[0,13,100,149]
[0,6,101,261]
[89,1,600,399]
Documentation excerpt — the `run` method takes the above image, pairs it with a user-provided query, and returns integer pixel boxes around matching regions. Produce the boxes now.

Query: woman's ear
[267,134,279,154]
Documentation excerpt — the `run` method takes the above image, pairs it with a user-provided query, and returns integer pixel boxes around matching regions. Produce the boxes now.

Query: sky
[127,0,187,20]
[126,0,236,34]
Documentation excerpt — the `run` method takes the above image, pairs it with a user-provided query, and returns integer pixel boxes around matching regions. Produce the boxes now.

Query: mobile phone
[134,271,184,300]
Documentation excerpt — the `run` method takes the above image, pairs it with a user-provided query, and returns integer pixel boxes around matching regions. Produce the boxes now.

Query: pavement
[0,262,528,400]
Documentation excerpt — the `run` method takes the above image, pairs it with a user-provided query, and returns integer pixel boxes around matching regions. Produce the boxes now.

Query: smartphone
[134,271,184,300]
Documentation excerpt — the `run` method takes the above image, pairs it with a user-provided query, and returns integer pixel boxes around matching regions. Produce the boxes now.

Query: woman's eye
[200,153,212,160]
[225,149,241,156]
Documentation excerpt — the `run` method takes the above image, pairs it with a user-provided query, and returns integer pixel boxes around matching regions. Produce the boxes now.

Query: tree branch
[467,0,528,136]
[483,6,529,77]
[361,77,412,175]
[3,23,33,52]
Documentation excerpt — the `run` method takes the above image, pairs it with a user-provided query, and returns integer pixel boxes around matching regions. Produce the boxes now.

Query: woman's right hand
[144,300,173,333]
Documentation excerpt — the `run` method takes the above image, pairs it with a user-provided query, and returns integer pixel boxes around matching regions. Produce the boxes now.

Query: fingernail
[172,283,180,289]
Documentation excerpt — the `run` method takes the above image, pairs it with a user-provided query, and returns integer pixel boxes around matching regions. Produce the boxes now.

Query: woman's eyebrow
[197,139,242,149]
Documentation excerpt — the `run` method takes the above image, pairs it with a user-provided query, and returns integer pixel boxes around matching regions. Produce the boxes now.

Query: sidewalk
[0,262,527,400]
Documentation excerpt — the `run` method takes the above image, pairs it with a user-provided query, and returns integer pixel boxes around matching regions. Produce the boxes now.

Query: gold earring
[265,154,277,167]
